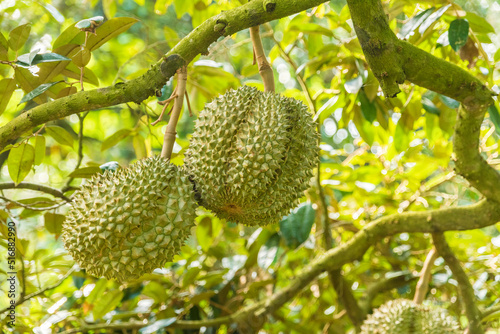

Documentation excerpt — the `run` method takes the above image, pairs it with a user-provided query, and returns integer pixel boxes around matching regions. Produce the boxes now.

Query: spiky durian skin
[185,86,318,226]
[360,299,462,334]
[62,156,197,281]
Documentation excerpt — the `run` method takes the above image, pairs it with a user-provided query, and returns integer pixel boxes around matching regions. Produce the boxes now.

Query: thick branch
[346,0,494,109]
[0,0,330,151]
[432,233,484,334]
[453,105,500,203]
[0,182,71,202]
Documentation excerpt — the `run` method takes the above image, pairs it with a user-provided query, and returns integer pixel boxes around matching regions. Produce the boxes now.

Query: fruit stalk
[250,26,275,92]
[161,66,187,159]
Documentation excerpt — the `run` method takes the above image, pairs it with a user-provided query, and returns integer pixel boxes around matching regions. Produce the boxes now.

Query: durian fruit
[360,299,462,334]
[62,156,197,281]
[185,85,318,226]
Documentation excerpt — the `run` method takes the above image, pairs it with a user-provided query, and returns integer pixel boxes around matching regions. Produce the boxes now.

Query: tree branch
[0,182,71,202]
[0,0,330,151]
[250,26,275,92]
[413,248,438,304]
[432,233,484,334]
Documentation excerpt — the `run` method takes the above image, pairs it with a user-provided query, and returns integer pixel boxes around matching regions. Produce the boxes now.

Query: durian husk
[186,86,318,226]
[360,299,462,334]
[62,156,197,281]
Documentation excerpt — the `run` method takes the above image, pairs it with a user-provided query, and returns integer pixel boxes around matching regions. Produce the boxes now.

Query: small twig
[161,66,187,159]
[0,182,71,202]
[151,87,178,126]
[184,90,193,117]
[432,233,484,334]
[413,248,438,304]
[0,267,76,315]
[0,196,67,211]
[61,112,88,193]
[249,26,275,92]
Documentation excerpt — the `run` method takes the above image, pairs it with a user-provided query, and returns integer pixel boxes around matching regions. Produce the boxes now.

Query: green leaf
[0,78,17,116]
[196,217,213,252]
[45,125,74,148]
[448,19,469,52]
[132,135,147,159]
[344,76,363,94]
[101,129,132,151]
[68,166,102,178]
[71,46,91,68]
[16,52,71,67]
[139,318,177,334]
[422,98,440,116]
[488,105,500,135]
[257,233,280,270]
[8,143,35,185]
[44,213,64,235]
[19,81,63,105]
[398,7,435,38]
[418,5,450,34]
[8,23,31,51]
[358,89,377,123]
[86,17,139,52]
[61,63,100,86]
[394,121,410,153]
[86,279,107,305]
[465,12,495,34]
[92,290,124,320]
[280,203,316,248]
[0,32,8,61]
[33,135,45,165]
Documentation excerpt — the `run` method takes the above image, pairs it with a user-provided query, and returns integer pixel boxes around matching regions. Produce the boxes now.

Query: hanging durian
[185,85,318,226]
[360,299,462,334]
[62,156,197,281]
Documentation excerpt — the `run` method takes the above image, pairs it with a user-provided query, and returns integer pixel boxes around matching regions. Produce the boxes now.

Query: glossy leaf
[19,81,63,105]
[358,89,377,123]
[45,125,74,147]
[8,143,35,185]
[398,7,435,38]
[448,19,469,52]
[257,233,280,270]
[488,105,500,135]
[16,52,71,67]
[86,17,139,52]
[280,203,316,248]
[71,46,91,68]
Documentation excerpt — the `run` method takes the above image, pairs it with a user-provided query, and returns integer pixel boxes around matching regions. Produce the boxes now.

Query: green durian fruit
[62,156,197,281]
[185,85,318,226]
[360,299,462,334]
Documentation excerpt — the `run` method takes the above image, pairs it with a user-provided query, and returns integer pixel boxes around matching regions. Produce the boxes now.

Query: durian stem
[250,26,275,92]
[161,66,187,159]
[413,247,437,305]
[432,233,485,334]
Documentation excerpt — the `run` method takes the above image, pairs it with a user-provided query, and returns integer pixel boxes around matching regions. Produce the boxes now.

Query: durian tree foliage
[1,0,500,333]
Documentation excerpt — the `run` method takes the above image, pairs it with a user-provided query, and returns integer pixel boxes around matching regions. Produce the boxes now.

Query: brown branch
[432,233,484,334]
[250,26,275,92]
[0,182,71,202]
[161,66,187,159]
[413,248,438,304]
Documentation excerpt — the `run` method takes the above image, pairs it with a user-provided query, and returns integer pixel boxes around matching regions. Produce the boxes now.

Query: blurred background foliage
[0,0,500,332]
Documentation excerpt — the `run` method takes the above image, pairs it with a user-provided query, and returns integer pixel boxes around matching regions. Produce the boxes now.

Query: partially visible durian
[360,299,462,334]
[185,86,318,226]
[62,156,197,281]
